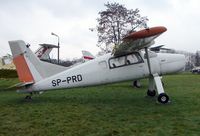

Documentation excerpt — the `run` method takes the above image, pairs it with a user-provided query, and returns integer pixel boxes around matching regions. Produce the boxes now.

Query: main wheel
[133,80,141,88]
[157,93,169,104]
[147,90,156,97]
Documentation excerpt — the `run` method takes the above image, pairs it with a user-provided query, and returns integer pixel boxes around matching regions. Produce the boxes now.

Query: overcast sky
[0,0,200,59]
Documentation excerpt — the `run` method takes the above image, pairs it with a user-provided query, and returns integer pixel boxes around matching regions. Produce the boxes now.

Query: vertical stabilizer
[9,40,42,83]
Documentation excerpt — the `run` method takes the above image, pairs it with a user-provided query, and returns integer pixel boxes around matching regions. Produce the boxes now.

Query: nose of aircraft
[158,53,186,75]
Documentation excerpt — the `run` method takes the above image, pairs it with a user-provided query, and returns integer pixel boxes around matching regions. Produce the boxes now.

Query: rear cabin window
[109,52,143,69]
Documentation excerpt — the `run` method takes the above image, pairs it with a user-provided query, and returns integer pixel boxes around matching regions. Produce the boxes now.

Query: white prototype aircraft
[9,26,185,104]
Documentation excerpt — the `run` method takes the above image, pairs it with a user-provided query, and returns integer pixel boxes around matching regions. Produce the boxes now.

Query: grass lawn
[0,73,200,136]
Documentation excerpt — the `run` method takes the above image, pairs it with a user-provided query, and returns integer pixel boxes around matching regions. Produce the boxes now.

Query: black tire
[133,80,141,88]
[25,95,32,100]
[157,93,169,104]
[147,90,156,97]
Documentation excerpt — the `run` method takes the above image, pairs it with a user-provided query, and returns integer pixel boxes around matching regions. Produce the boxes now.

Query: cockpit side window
[109,56,126,68]
[109,52,143,69]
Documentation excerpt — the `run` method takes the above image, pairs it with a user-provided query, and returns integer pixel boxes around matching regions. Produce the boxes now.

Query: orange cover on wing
[124,26,167,40]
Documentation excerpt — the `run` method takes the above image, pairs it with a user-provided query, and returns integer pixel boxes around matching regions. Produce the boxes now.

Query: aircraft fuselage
[23,51,185,93]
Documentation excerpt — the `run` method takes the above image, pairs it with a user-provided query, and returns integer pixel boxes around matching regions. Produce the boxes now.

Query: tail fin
[9,40,43,83]
[9,40,67,84]
[82,50,95,62]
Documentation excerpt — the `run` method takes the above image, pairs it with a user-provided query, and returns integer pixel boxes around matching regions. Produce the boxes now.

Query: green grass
[0,73,200,136]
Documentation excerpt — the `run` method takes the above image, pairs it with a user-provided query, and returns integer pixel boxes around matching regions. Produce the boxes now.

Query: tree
[96,2,148,52]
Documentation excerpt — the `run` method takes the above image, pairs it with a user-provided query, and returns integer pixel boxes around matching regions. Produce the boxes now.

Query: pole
[58,36,60,64]
[51,32,60,64]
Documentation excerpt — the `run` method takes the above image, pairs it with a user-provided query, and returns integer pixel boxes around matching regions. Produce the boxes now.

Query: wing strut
[144,47,152,75]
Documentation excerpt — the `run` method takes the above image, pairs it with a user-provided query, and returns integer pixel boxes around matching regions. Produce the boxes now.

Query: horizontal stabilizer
[15,82,34,87]
[5,82,34,91]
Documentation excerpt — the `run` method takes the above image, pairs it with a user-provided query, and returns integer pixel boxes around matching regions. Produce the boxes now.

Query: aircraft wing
[150,45,172,52]
[112,26,167,56]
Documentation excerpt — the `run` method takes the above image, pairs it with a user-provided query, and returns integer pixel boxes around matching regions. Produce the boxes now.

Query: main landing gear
[146,74,169,104]
[147,90,169,103]
[133,80,141,88]
[144,47,169,104]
